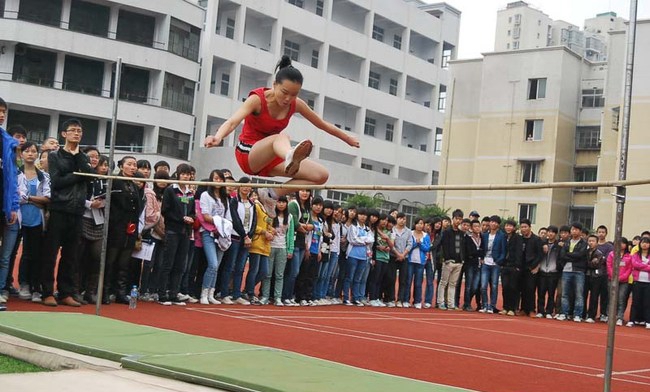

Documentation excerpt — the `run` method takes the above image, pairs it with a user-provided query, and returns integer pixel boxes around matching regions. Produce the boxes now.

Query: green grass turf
[0,312,473,392]
[0,354,47,374]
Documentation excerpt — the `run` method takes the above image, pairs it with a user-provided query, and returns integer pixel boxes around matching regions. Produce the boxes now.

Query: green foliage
[417,204,449,219]
[343,192,383,209]
[0,355,47,374]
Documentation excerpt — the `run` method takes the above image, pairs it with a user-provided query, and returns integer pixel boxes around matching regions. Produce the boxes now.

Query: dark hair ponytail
[275,55,303,85]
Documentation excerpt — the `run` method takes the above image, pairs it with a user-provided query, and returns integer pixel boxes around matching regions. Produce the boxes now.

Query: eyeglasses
[66,128,83,134]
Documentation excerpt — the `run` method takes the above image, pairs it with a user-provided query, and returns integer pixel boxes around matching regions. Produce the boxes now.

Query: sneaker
[424,303,432,309]
[221,296,235,305]
[0,296,5,304]
[344,300,353,306]
[498,309,508,315]
[370,299,380,307]
[171,300,186,306]
[378,301,387,307]
[545,314,553,319]
[31,292,42,303]
[186,296,199,304]
[309,300,318,306]
[7,286,19,297]
[506,310,515,316]
[289,299,299,307]
[299,300,308,306]
[487,309,494,314]
[361,299,370,306]
[600,315,609,323]
[616,319,623,326]
[355,300,365,307]
[414,303,422,309]
[396,301,403,308]
[177,293,190,301]
[275,298,284,306]
[258,188,278,218]
[18,284,31,300]
[439,304,448,311]
[403,302,411,308]
[283,299,292,306]
[556,314,567,321]
[158,300,172,306]
[535,313,544,318]
[386,301,395,308]
[284,139,313,176]
[626,321,634,327]
[646,324,650,330]
[573,316,582,323]
[585,318,595,324]
[235,297,250,305]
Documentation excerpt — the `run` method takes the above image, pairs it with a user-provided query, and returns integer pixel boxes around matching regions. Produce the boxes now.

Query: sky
[426,0,650,59]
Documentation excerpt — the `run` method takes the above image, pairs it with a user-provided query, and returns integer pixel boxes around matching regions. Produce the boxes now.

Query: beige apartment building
[440,19,650,235]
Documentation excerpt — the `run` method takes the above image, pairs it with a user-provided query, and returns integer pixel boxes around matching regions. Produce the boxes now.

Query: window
[116,10,155,47]
[158,128,190,160]
[507,30,511,36]
[420,144,427,152]
[114,66,150,103]
[63,55,104,95]
[431,170,439,185]
[508,16,512,23]
[393,34,402,50]
[162,73,195,114]
[220,73,230,96]
[570,207,594,231]
[382,168,391,175]
[582,88,605,108]
[225,18,235,39]
[316,0,324,16]
[311,50,319,68]
[611,106,620,131]
[168,17,201,61]
[385,123,394,142]
[7,110,50,144]
[361,163,373,170]
[524,120,543,141]
[364,117,376,137]
[288,0,304,7]
[513,41,520,49]
[519,204,537,224]
[18,0,62,27]
[372,25,384,41]
[389,78,398,96]
[521,161,541,183]
[528,78,547,99]
[513,27,521,39]
[514,14,521,24]
[442,48,452,69]
[434,128,443,155]
[368,71,380,90]
[284,40,300,61]
[307,99,315,110]
[69,0,109,36]
[12,46,57,88]
[104,122,144,152]
[575,126,600,150]
[575,167,597,183]
[437,85,447,112]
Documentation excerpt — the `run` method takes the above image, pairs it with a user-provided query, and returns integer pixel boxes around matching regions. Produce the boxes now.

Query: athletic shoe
[235,297,250,305]
[506,310,515,316]
[478,308,487,313]
[344,300,353,306]
[309,300,318,306]
[284,139,313,176]
[403,302,411,308]
[439,304,448,311]
[599,315,608,323]
[18,284,31,300]
[275,298,284,306]
[355,301,365,307]
[283,299,292,306]
[414,303,422,309]
[369,299,380,307]
[378,301,387,307]
[626,321,634,327]
[186,296,198,304]
[535,313,544,318]
[616,319,623,326]
[585,318,595,324]
[221,296,235,305]
[158,299,172,306]
[646,324,650,330]
[556,314,567,321]
[258,188,278,218]
[386,301,395,308]
[31,292,42,303]
[177,293,191,301]
[259,297,269,305]
[573,316,582,323]
[498,309,507,315]
[545,314,553,319]
[299,300,308,306]
[487,309,494,314]
[289,299,299,307]
[0,296,5,304]
[424,303,432,309]
[361,299,370,306]
[396,301,403,308]
[171,300,186,306]
[7,286,19,296]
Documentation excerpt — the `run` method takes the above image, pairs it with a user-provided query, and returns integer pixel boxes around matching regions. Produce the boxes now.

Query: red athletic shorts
[235,141,284,177]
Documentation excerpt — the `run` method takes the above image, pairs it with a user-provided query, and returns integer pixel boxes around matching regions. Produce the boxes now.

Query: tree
[418,204,449,219]
[344,192,383,209]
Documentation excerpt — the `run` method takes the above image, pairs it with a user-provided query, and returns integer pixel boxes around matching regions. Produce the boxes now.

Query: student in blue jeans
[479,216,506,313]
[343,209,373,306]
[406,217,431,309]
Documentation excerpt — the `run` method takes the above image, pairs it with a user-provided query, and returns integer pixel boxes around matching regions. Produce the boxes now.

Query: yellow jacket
[250,201,272,256]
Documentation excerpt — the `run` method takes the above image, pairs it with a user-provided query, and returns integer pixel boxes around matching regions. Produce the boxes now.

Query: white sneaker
[396,301,403,308]
[284,139,313,176]
[573,316,582,323]
[626,321,634,327]
[283,299,292,306]
[300,300,308,306]
[221,296,234,305]
[258,188,278,218]
[646,324,650,330]
[290,299,299,307]
[308,300,317,306]
[344,300,353,306]
[186,296,199,304]
[585,318,595,324]
[275,298,284,306]
[208,296,221,305]
[424,303,432,309]
[414,303,422,309]
[402,302,411,308]
[378,301,387,307]
[0,296,6,304]
[535,313,544,318]
[31,292,42,303]
[545,314,553,319]
[361,299,370,306]
[478,308,487,313]
[386,301,395,308]
[177,293,190,301]
[259,297,269,305]
[487,309,494,314]
[556,314,567,321]
[235,297,250,305]
[616,319,623,326]
[355,300,365,307]
[18,284,31,300]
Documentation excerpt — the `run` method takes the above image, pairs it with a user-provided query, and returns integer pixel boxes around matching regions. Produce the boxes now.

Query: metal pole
[441,78,455,209]
[603,1,637,390]
[95,57,122,316]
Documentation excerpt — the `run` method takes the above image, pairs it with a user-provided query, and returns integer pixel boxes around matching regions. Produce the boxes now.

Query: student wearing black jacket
[520,219,544,317]
[157,164,195,306]
[500,220,523,315]
[557,222,589,322]
[41,119,95,307]
[462,220,484,311]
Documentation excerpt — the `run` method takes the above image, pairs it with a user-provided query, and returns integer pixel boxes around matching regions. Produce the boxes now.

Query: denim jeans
[407,263,425,304]
[219,239,249,299]
[332,252,347,299]
[360,259,371,300]
[246,253,269,297]
[0,221,20,292]
[282,247,305,300]
[343,257,366,302]
[424,260,435,305]
[480,264,500,311]
[201,231,222,289]
[315,252,338,300]
[616,282,632,321]
[324,252,339,298]
[463,264,480,309]
[561,271,585,317]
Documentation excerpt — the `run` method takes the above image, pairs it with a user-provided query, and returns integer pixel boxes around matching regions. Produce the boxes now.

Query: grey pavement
[0,333,226,392]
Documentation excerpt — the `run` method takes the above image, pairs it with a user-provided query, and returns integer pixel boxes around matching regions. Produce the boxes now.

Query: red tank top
[239,87,296,145]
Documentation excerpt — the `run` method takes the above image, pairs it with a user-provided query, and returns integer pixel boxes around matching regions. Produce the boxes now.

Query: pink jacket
[193,199,217,248]
[631,252,650,281]
[606,251,633,282]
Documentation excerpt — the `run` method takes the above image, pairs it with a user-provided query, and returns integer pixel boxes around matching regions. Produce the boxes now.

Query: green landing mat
[0,312,471,392]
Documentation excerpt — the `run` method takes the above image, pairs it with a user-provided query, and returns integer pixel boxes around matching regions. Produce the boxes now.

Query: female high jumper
[204,55,359,216]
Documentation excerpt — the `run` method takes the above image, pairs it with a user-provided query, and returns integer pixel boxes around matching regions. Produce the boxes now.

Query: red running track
[5,300,650,392]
